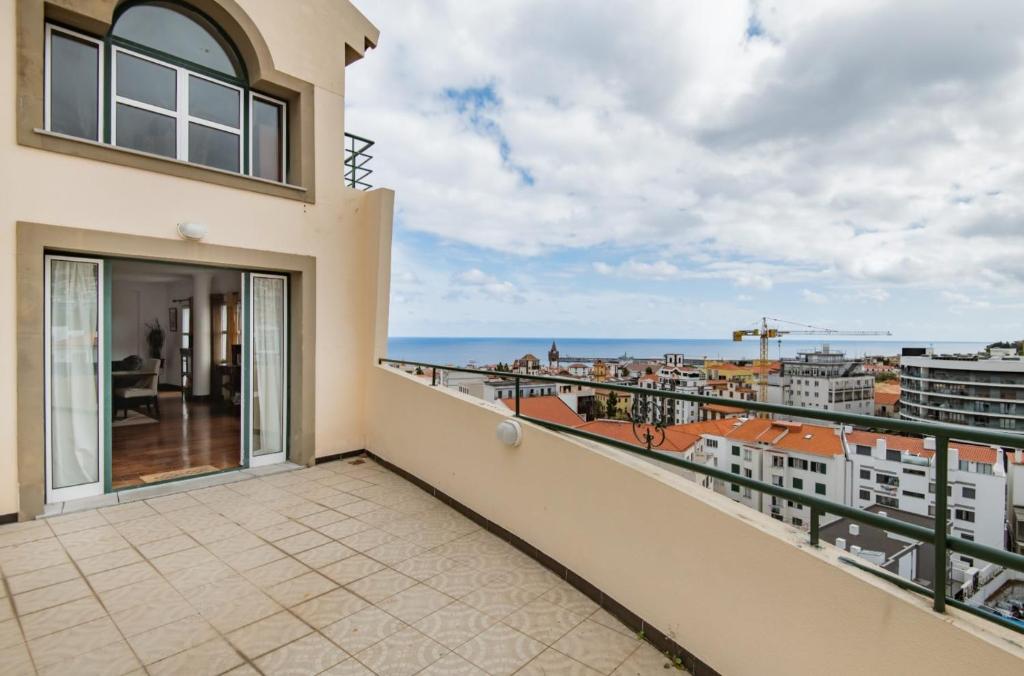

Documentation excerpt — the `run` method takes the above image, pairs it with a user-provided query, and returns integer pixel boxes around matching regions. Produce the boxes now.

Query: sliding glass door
[45,255,106,501]
[247,272,288,466]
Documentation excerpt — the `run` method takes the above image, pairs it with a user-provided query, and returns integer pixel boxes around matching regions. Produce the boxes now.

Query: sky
[345,0,1024,342]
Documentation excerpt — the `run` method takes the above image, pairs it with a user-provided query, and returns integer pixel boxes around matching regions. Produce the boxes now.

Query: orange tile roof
[670,418,743,437]
[702,403,747,414]
[723,419,844,457]
[499,396,583,428]
[845,431,999,465]
[575,420,700,453]
[875,391,900,406]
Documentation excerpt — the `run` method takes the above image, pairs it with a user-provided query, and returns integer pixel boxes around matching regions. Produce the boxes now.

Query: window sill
[28,128,311,202]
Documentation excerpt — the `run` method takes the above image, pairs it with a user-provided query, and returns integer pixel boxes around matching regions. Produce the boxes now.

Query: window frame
[111,44,245,171]
[43,19,290,184]
[250,92,288,183]
[44,23,105,141]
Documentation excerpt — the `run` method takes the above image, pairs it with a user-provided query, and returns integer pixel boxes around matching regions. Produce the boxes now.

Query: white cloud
[802,289,828,304]
[352,0,1024,338]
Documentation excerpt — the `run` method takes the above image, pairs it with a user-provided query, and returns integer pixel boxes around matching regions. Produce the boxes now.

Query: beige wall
[365,367,1024,676]
[0,0,393,515]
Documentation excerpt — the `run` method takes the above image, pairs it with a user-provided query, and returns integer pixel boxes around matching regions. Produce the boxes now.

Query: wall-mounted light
[496,419,522,447]
[177,222,207,241]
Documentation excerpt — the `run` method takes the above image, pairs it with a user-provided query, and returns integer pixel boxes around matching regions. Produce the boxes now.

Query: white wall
[111,280,173,383]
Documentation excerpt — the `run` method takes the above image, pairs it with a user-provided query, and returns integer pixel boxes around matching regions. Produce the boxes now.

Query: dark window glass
[116,52,176,110]
[189,76,239,127]
[188,123,239,172]
[252,97,284,181]
[112,2,241,76]
[115,103,175,157]
[49,31,99,140]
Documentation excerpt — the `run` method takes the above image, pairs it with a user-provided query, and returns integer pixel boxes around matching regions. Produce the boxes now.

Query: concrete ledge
[366,365,1024,676]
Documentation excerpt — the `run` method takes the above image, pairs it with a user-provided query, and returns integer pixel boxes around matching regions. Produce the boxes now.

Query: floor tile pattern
[0,458,681,675]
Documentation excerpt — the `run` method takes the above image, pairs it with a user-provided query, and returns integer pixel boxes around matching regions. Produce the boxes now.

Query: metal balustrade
[380,357,1024,633]
[344,132,374,190]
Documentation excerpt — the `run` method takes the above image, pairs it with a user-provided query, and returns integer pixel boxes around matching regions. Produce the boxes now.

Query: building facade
[2,0,391,519]
[768,346,874,419]
[900,351,1024,432]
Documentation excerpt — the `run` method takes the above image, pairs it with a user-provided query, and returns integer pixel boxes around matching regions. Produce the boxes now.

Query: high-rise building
[900,349,1024,432]
[768,345,874,419]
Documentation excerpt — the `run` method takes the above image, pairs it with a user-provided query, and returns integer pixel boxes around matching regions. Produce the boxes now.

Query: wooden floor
[111,391,241,489]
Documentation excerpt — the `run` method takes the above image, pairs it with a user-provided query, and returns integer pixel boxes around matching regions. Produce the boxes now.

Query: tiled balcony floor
[0,457,676,676]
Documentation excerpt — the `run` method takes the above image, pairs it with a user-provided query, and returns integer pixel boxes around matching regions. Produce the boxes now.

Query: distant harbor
[387,337,988,367]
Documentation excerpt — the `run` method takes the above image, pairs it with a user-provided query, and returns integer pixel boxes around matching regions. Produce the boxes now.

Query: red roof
[702,403,747,414]
[499,396,583,428]
[845,431,998,465]
[670,418,743,436]
[875,391,900,406]
[724,419,844,457]
[576,420,700,453]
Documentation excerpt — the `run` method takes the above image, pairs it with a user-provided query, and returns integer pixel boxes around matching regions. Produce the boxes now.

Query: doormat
[140,465,219,483]
[112,410,159,428]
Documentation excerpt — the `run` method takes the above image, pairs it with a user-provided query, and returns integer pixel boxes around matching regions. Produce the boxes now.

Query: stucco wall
[365,366,1024,676]
[0,0,392,515]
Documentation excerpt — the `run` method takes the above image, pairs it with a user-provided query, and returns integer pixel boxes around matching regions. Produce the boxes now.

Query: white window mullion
[177,68,188,161]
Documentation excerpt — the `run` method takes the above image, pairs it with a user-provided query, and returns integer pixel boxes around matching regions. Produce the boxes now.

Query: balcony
[2,360,1024,675]
[345,133,375,190]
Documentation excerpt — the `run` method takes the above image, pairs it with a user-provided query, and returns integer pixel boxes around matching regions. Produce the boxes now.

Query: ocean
[386,337,988,367]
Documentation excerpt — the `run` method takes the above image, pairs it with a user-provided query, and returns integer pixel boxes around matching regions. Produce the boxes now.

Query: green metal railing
[381,357,1024,633]
[344,133,374,190]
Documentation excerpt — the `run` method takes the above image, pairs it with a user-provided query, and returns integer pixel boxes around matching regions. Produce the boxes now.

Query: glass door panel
[248,273,287,466]
[45,255,105,502]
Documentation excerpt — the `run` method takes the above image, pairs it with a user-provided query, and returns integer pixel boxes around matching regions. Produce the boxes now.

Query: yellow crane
[732,317,891,416]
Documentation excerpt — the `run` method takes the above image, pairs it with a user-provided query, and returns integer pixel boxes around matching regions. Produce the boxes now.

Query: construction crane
[732,317,891,416]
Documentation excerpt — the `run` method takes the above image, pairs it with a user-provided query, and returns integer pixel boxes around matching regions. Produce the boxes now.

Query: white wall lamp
[177,222,207,241]
[496,419,522,447]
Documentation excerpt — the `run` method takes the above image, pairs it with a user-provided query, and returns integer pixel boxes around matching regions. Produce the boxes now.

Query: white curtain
[253,276,284,455]
[50,259,100,488]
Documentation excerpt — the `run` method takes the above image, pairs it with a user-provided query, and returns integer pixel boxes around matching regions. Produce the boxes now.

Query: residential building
[3,0,387,518]
[821,506,938,591]
[483,377,557,401]
[900,350,1024,432]
[768,346,874,419]
[637,364,706,425]
[499,395,583,427]
[876,382,901,417]
[512,352,542,374]
[1006,450,1024,555]
[566,362,590,377]
[703,419,848,527]
[846,431,1006,571]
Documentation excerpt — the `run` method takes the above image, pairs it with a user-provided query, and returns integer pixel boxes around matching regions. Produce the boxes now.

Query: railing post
[514,375,521,416]
[933,435,949,613]
[810,506,821,547]
[431,368,437,387]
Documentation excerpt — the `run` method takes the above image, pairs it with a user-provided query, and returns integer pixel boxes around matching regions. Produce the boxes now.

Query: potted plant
[144,319,166,365]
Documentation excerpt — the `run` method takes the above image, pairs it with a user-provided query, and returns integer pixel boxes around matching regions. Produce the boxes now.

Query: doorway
[43,254,291,501]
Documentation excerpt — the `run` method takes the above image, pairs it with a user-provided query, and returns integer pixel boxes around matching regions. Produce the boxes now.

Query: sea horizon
[386,336,991,367]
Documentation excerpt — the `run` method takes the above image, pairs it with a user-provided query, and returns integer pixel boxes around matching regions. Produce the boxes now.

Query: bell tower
[548,340,559,368]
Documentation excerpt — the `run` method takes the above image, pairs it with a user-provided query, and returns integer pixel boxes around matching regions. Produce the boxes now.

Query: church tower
[548,340,560,368]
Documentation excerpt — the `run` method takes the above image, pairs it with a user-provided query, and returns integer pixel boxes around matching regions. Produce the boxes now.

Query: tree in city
[606,391,620,418]
[875,372,897,382]
[645,366,654,375]
[591,398,606,420]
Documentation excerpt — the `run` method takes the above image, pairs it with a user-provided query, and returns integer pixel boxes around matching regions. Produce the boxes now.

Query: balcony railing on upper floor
[380,357,1024,635]
[344,132,375,190]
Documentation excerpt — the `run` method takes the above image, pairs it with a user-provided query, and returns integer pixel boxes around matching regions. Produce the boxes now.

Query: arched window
[44,1,288,182]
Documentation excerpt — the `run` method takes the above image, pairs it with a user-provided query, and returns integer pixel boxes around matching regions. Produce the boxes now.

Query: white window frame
[248,272,289,468]
[44,254,106,503]
[249,92,288,182]
[111,45,244,171]
[44,24,105,140]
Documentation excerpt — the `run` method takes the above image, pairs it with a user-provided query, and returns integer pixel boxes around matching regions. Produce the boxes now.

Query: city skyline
[348,0,1024,341]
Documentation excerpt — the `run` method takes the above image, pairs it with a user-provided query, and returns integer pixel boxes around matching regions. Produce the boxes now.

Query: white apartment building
[900,350,1024,433]
[845,430,1005,571]
[767,346,874,420]
[637,364,706,425]
[1009,451,1024,555]
[703,419,848,529]
[442,372,557,401]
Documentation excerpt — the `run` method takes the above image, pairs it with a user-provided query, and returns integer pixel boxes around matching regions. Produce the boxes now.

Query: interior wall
[111,280,173,382]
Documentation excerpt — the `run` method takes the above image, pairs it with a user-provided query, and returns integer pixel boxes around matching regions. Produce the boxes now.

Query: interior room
[110,259,243,488]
